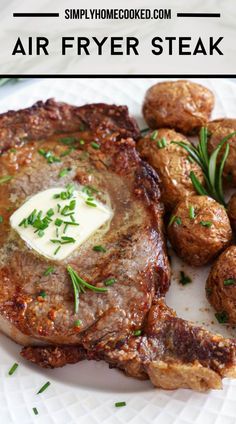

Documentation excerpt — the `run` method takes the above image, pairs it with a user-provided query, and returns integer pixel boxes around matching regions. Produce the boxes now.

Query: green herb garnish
[38,149,61,164]
[67,266,108,314]
[38,290,46,298]
[115,402,126,408]
[79,139,85,145]
[8,362,18,375]
[215,311,228,324]
[37,381,51,394]
[0,215,3,223]
[157,137,167,149]
[74,319,82,327]
[60,147,75,157]
[54,246,61,255]
[133,329,142,336]
[32,407,38,415]
[43,266,55,276]
[150,130,158,140]
[60,137,77,145]
[85,200,97,207]
[0,175,12,185]
[224,278,236,286]
[55,218,63,227]
[93,245,106,253]
[189,205,195,220]
[172,127,236,206]
[91,141,100,150]
[200,221,212,228]
[104,278,116,286]
[58,168,71,178]
[179,271,192,286]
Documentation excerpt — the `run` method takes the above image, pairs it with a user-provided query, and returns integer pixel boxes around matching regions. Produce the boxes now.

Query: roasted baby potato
[206,246,236,324]
[207,119,236,187]
[228,193,236,231]
[143,80,215,135]
[167,195,232,266]
[137,128,204,211]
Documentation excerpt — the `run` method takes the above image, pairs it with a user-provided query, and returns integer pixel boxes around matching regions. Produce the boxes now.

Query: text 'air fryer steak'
[0,100,236,391]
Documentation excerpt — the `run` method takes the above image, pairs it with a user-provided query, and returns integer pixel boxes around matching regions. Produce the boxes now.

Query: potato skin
[143,80,215,135]
[207,119,236,187]
[137,128,204,211]
[167,195,232,266]
[206,246,236,324]
[228,193,236,231]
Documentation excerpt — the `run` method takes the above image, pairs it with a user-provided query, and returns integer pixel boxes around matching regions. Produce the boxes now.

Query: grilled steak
[0,99,236,391]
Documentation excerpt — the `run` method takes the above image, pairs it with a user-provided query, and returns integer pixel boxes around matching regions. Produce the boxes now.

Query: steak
[0,99,235,391]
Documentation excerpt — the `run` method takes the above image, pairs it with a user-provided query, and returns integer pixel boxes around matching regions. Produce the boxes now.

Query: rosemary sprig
[172,127,236,206]
[67,266,108,313]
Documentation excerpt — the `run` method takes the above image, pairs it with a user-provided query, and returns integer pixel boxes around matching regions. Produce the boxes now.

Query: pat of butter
[10,187,112,261]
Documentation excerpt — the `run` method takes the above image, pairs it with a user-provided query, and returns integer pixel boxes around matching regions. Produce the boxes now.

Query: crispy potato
[143,80,214,135]
[137,128,204,211]
[206,246,236,324]
[167,195,232,266]
[228,193,236,231]
[207,119,236,187]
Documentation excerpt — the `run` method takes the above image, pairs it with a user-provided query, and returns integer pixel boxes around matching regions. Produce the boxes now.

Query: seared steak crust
[0,100,236,391]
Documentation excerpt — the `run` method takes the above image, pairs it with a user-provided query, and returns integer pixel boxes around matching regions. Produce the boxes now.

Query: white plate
[0,78,236,424]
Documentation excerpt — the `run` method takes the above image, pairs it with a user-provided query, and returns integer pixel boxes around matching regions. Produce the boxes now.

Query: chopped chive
[156,137,167,149]
[43,266,55,276]
[0,175,12,185]
[32,407,38,415]
[82,185,99,196]
[37,381,51,394]
[168,215,182,226]
[150,130,158,140]
[0,215,3,223]
[38,290,46,298]
[70,214,75,222]
[61,236,76,242]
[91,141,100,150]
[85,201,97,207]
[74,319,82,327]
[104,278,116,286]
[56,228,59,238]
[63,221,79,226]
[189,205,195,220]
[63,223,69,234]
[206,287,212,296]
[46,208,54,217]
[57,204,61,213]
[58,168,71,178]
[115,402,126,408]
[215,311,228,324]
[168,215,176,227]
[69,200,76,210]
[54,246,61,255]
[8,362,18,376]
[55,218,63,227]
[224,278,236,286]
[60,136,77,145]
[179,271,192,286]
[175,217,182,226]
[60,147,75,157]
[93,245,107,253]
[133,329,142,336]
[200,220,212,228]
[38,230,44,238]
[79,139,85,145]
